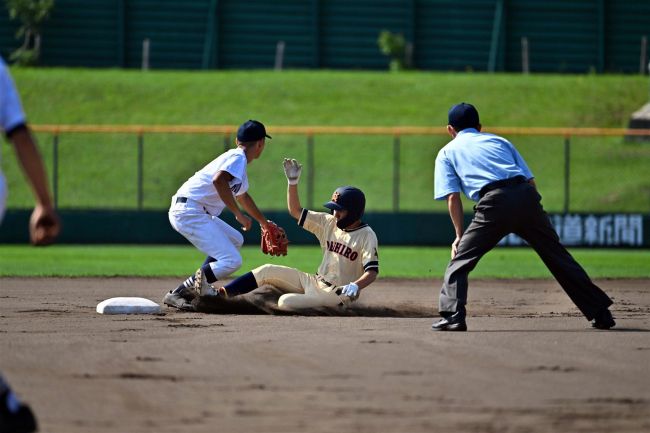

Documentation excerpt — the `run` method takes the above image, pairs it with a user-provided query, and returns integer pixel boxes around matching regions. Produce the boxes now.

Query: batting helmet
[324,186,366,229]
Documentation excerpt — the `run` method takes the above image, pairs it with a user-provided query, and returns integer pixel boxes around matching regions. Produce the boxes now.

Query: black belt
[316,274,336,289]
[478,175,527,199]
[317,276,345,296]
[174,196,212,215]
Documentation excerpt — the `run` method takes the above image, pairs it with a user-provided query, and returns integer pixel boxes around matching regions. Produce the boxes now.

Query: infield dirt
[1,277,649,433]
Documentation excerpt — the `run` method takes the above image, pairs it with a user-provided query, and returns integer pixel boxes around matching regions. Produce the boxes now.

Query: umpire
[432,102,615,332]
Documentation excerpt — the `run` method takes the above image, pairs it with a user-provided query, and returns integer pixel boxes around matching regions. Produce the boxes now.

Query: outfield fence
[30,124,650,214]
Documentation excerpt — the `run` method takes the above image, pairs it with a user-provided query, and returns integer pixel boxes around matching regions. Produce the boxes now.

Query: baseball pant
[439,182,613,320]
[251,264,343,311]
[169,196,243,279]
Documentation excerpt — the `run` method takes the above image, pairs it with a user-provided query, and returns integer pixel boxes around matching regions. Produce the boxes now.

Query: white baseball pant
[251,264,344,311]
[169,196,243,279]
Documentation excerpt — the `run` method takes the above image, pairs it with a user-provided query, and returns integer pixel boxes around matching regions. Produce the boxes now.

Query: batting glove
[340,282,359,299]
[283,158,303,185]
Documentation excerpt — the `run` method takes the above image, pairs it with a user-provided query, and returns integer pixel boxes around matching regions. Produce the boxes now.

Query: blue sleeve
[434,150,461,200]
[0,58,27,134]
[508,141,534,179]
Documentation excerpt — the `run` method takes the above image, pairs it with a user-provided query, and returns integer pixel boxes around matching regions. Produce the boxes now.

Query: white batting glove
[340,282,359,300]
[283,158,302,185]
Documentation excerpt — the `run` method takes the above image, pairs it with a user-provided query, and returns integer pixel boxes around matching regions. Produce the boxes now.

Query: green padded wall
[1,0,648,72]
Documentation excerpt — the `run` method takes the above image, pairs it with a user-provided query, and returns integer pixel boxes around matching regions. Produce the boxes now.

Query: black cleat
[0,391,38,433]
[162,286,196,311]
[431,310,467,332]
[592,308,616,330]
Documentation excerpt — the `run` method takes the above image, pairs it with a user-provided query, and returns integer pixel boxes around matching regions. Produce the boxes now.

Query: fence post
[393,134,401,212]
[641,35,648,75]
[563,135,570,214]
[142,39,150,71]
[521,37,530,74]
[488,0,504,72]
[307,134,314,209]
[137,133,144,210]
[275,41,285,71]
[52,133,59,209]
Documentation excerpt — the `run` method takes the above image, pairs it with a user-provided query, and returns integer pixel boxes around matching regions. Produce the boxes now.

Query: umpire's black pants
[439,182,613,320]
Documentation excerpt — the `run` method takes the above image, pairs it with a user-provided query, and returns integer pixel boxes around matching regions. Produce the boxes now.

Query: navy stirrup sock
[223,272,259,296]
[201,263,218,284]
[174,256,217,293]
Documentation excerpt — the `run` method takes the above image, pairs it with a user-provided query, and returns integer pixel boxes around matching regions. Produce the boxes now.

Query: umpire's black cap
[237,120,272,142]
[448,102,480,131]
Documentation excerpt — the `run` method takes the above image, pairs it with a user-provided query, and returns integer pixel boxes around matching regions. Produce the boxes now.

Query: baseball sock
[201,263,218,284]
[173,256,216,293]
[222,272,258,296]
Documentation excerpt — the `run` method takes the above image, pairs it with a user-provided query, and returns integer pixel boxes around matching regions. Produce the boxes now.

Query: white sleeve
[0,58,27,134]
[219,152,247,182]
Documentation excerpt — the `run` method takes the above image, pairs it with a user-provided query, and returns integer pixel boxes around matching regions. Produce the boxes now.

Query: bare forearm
[287,184,302,220]
[237,193,267,227]
[447,193,464,237]
[11,128,53,207]
[354,270,377,290]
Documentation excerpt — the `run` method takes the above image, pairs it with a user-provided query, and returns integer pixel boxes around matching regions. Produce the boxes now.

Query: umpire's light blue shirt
[434,128,534,202]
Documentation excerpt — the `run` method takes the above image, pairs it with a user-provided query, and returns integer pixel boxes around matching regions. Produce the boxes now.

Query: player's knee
[251,263,277,281]
[277,293,298,310]
[233,232,244,249]
[218,255,242,276]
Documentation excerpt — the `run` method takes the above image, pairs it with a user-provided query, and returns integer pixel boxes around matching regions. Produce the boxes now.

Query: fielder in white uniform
[163,120,273,310]
[0,56,60,245]
[193,158,380,311]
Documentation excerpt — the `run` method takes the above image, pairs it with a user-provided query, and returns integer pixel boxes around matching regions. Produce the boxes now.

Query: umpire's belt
[478,175,527,199]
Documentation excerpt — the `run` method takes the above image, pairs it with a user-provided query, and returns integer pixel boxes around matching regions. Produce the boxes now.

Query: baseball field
[1,277,649,433]
[2,70,650,432]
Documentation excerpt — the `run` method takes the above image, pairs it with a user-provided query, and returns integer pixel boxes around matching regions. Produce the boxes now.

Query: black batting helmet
[323,186,366,229]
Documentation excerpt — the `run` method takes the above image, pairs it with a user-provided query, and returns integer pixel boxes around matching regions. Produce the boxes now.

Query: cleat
[193,268,221,297]
[162,290,195,311]
[431,307,467,332]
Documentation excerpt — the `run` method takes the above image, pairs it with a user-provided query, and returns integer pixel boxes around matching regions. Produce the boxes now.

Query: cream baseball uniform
[169,147,249,279]
[251,208,379,310]
[0,57,27,223]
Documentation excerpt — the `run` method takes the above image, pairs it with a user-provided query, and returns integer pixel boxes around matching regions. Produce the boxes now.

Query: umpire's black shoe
[592,308,616,330]
[431,309,467,332]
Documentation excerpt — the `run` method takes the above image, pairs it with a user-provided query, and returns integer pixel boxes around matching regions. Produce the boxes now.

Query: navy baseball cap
[448,103,480,131]
[237,120,272,142]
[324,186,365,213]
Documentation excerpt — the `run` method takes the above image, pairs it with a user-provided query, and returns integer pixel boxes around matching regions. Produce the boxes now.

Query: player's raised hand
[283,158,302,185]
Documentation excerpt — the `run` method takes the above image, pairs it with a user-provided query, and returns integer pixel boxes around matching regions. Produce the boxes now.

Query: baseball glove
[261,221,289,256]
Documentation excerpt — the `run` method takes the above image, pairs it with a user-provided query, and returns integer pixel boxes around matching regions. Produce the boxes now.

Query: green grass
[1,245,648,279]
[2,69,649,213]
[10,69,646,127]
